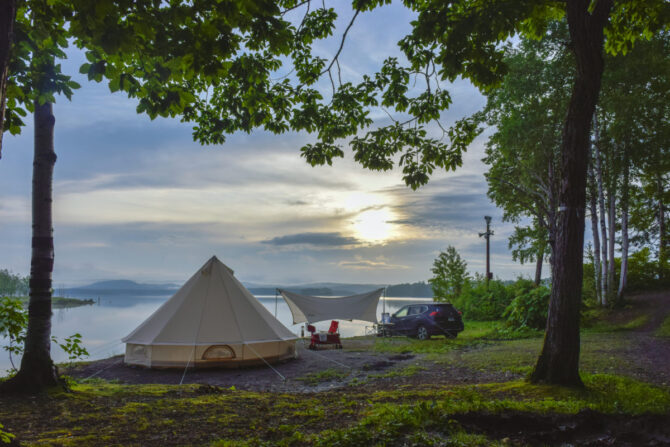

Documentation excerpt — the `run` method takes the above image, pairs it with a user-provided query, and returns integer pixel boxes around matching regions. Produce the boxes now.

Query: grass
[368,364,426,379]
[583,307,650,333]
[656,315,670,337]
[296,368,350,385]
[370,320,512,358]
[4,373,665,446]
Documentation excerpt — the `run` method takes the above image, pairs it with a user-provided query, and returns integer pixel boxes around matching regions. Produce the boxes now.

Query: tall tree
[587,145,603,303]
[481,24,572,284]
[430,246,469,302]
[596,31,670,300]
[1,0,357,393]
[0,0,17,157]
[1,0,82,392]
[380,0,665,386]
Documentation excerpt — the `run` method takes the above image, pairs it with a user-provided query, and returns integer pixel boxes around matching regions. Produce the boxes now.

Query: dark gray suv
[388,303,464,340]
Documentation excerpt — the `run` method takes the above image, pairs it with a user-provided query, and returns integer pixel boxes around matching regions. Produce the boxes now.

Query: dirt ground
[65,340,515,393]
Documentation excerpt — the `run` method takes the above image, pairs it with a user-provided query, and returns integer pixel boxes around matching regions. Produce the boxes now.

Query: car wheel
[416,325,430,340]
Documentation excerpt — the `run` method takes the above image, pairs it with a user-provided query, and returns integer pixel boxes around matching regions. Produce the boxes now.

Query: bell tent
[123,256,298,368]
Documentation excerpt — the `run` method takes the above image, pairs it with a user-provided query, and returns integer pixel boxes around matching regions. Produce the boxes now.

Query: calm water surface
[1,293,429,372]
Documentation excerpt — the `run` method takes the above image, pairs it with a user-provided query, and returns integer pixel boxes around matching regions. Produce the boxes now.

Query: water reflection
[1,293,431,371]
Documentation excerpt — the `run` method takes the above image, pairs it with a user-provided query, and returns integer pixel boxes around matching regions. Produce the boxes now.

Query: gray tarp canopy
[278,288,384,324]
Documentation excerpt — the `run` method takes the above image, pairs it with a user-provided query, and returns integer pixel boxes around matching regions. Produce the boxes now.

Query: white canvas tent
[278,288,384,324]
[123,256,298,368]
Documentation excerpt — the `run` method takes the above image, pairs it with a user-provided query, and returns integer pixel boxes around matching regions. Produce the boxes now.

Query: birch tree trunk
[531,0,612,387]
[535,245,544,286]
[594,116,608,306]
[0,101,61,393]
[659,174,667,281]
[588,154,602,303]
[607,183,616,299]
[618,150,629,300]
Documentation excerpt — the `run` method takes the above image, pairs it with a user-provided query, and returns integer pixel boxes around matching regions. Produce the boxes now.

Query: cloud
[384,173,502,233]
[262,232,360,247]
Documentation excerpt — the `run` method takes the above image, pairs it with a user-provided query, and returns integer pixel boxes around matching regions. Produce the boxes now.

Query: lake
[1,292,430,372]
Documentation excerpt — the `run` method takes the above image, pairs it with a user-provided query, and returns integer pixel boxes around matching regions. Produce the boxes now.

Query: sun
[353,208,394,243]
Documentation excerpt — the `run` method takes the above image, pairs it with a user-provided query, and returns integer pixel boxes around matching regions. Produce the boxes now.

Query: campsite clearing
[2,290,670,446]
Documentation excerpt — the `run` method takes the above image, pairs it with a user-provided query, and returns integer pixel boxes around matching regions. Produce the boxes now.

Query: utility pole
[479,216,494,288]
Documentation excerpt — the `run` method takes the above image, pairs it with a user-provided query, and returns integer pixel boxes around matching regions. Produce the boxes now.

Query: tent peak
[204,255,234,275]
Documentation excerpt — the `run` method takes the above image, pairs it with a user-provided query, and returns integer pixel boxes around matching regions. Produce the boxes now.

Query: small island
[17,296,95,309]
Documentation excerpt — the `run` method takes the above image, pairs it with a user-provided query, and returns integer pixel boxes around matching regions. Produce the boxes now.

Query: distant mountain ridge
[68,279,179,294]
[69,279,433,298]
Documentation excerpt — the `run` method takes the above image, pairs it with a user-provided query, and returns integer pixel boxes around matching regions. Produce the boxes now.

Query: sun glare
[353,208,395,243]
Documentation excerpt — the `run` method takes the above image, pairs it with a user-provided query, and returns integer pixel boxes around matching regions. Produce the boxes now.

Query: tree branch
[319,8,360,77]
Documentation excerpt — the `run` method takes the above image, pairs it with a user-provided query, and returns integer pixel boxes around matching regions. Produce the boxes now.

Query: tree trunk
[0,0,17,158]
[607,182,616,299]
[658,174,667,281]
[618,150,629,300]
[531,0,612,387]
[588,151,602,303]
[0,101,61,394]
[535,244,544,286]
[594,114,608,306]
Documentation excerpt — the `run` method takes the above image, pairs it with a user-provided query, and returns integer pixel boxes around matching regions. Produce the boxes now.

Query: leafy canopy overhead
[5,0,668,189]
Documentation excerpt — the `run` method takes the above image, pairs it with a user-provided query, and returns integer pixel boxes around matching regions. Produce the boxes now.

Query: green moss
[585,312,649,332]
[656,315,670,337]
[296,368,349,385]
[2,373,668,446]
[618,315,649,330]
[369,364,426,379]
[312,375,670,447]
[457,337,540,373]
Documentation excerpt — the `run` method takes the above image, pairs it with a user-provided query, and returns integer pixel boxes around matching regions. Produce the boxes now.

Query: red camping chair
[307,321,342,349]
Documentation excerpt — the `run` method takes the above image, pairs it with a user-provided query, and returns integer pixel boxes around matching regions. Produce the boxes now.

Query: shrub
[627,247,664,291]
[429,246,469,302]
[454,276,514,321]
[0,296,89,371]
[503,284,550,330]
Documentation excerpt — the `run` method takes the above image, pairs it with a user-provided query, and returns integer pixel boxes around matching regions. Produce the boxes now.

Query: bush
[503,283,550,330]
[582,260,598,306]
[454,276,514,321]
[627,247,667,291]
[583,248,670,300]
[0,296,89,370]
[429,246,469,302]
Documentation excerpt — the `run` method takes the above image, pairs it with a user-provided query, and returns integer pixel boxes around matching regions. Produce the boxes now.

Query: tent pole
[275,288,279,318]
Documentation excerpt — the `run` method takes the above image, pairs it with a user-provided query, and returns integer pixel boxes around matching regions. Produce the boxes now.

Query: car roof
[405,302,453,306]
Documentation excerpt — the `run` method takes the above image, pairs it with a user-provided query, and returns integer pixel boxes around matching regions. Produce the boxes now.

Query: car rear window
[433,304,457,315]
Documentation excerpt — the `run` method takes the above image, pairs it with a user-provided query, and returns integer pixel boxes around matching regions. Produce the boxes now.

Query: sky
[0,3,538,287]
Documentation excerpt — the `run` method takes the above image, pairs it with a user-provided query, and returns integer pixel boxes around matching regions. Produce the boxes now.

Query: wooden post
[479,216,494,288]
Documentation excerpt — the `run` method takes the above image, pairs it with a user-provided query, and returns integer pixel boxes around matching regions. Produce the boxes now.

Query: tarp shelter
[278,288,384,324]
[123,256,298,368]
